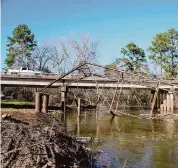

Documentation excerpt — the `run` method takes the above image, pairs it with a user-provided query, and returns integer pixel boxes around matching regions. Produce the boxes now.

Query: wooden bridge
[1,62,178,118]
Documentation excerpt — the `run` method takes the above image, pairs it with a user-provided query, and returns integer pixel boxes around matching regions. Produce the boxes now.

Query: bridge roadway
[1,75,178,90]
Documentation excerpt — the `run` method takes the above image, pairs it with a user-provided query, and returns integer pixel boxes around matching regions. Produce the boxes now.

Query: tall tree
[5,24,37,68]
[117,42,146,73]
[148,32,169,76]
[167,28,178,77]
[148,28,178,78]
[32,45,57,73]
[56,34,99,74]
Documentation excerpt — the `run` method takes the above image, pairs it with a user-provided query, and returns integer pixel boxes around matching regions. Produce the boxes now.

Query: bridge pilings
[175,94,178,109]
[77,98,81,117]
[35,92,49,113]
[61,86,68,113]
[35,92,42,113]
[42,94,49,113]
[150,88,175,117]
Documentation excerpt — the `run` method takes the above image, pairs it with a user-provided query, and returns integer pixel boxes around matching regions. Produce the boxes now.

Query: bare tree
[32,45,67,74]
[58,33,99,75]
[32,45,52,72]
[32,34,99,74]
[69,34,98,67]
[51,42,70,74]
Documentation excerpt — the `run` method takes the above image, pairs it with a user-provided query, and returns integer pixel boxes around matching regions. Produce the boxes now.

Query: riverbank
[1,100,61,111]
[1,110,91,168]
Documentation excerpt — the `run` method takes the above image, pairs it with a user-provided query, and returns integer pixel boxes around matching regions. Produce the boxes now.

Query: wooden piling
[170,92,174,113]
[96,120,99,138]
[42,94,49,113]
[149,81,160,118]
[77,117,80,137]
[163,99,167,114]
[150,90,156,118]
[35,87,39,92]
[175,94,178,109]
[167,94,170,113]
[160,106,163,115]
[162,91,166,114]
[61,86,67,113]
[35,92,42,113]
[77,98,81,117]
[156,92,160,111]
[160,91,163,114]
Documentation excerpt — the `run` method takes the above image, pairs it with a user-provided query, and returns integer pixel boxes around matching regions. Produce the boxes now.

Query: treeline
[5,24,178,78]
[5,24,98,74]
[106,28,178,78]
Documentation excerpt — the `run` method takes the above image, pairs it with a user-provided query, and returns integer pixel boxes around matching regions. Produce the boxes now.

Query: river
[59,109,178,168]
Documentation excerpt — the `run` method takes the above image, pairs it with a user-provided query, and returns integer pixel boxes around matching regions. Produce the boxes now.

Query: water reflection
[165,119,175,139]
[61,110,178,168]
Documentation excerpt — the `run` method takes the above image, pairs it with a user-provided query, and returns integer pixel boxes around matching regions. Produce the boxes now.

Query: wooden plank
[149,81,160,118]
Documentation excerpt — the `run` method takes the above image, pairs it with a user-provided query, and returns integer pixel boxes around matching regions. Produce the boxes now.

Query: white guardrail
[0,73,87,79]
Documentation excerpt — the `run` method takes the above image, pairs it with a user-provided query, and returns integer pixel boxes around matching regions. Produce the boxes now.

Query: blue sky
[1,0,178,69]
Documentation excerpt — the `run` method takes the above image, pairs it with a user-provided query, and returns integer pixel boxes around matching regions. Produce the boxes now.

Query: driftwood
[1,115,90,168]
[109,110,144,119]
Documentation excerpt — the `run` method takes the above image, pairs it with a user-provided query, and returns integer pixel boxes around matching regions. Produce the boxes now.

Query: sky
[1,0,178,70]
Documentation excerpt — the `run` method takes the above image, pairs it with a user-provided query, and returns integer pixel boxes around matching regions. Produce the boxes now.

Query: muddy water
[63,110,178,168]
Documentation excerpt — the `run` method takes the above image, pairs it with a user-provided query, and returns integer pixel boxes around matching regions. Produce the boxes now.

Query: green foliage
[117,42,146,73]
[148,28,178,78]
[5,24,37,68]
[5,56,15,68]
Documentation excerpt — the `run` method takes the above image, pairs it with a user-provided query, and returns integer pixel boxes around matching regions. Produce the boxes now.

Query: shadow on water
[59,109,178,168]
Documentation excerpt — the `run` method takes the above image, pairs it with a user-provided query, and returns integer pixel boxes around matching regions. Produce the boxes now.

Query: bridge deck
[1,75,178,89]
